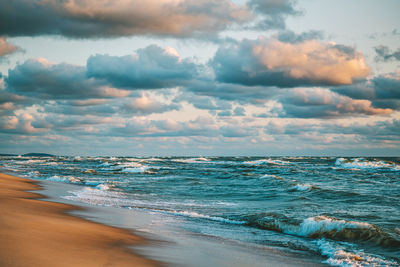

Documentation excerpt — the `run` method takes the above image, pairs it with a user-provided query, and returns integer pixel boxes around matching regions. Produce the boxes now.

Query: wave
[244,159,290,165]
[260,174,283,180]
[172,157,211,163]
[290,183,316,192]
[121,166,150,173]
[64,187,244,225]
[335,158,400,171]
[245,214,400,247]
[64,187,129,207]
[47,175,83,184]
[317,239,398,267]
[164,210,245,225]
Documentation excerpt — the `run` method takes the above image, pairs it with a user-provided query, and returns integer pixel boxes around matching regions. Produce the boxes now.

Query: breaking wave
[245,214,400,247]
[317,239,398,267]
[335,158,400,171]
[244,159,291,165]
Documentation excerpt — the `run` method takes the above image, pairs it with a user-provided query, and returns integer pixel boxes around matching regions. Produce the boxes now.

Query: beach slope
[0,173,158,267]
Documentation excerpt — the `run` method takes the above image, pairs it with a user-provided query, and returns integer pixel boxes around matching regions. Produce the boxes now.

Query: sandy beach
[0,169,330,267]
[0,173,159,267]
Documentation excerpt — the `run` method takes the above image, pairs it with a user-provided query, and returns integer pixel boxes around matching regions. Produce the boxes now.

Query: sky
[0,0,399,156]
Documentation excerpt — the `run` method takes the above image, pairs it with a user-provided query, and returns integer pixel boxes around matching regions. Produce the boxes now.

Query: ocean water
[1,156,399,266]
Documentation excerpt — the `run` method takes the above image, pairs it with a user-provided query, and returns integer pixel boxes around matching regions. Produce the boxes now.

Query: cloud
[276,30,324,43]
[220,125,255,137]
[333,73,400,110]
[87,45,198,89]
[280,87,392,118]
[122,93,180,114]
[187,80,278,103]
[0,0,250,38]
[0,91,28,115]
[211,37,370,87]
[0,111,48,134]
[264,119,400,142]
[375,45,400,61]
[233,106,245,116]
[247,0,300,29]
[105,116,219,138]
[6,58,130,99]
[0,37,20,59]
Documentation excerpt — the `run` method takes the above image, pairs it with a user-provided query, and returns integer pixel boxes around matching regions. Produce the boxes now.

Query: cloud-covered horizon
[0,1,399,156]
[1,40,399,155]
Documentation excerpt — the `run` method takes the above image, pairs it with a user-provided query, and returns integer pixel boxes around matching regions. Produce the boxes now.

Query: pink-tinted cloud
[0,37,19,57]
[253,39,370,85]
[0,0,250,38]
[282,87,392,117]
[213,37,370,87]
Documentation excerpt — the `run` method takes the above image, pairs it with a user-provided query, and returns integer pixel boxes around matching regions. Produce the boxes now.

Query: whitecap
[122,166,150,173]
[335,158,400,171]
[167,210,245,225]
[297,216,372,237]
[244,159,290,165]
[316,239,397,267]
[47,175,82,184]
[291,183,313,192]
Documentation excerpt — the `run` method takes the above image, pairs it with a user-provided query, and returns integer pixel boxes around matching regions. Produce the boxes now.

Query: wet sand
[0,173,159,267]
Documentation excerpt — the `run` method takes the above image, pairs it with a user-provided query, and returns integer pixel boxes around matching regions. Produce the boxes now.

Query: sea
[1,155,399,266]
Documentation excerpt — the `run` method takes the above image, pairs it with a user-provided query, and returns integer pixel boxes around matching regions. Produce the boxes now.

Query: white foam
[168,210,245,225]
[118,162,143,168]
[316,239,397,267]
[17,159,46,164]
[122,166,150,173]
[64,187,130,207]
[297,216,372,237]
[291,183,313,192]
[173,157,211,163]
[260,174,283,180]
[47,175,82,184]
[335,158,400,171]
[95,184,111,190]
[27,171,40,177]
[244,159,290,165]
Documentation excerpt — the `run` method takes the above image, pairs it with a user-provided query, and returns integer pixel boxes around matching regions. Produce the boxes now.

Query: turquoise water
[1,156,399,266]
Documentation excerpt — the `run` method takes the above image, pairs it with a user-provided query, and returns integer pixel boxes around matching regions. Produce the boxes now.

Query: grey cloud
[264,119,400,141]
[105,117,219,138]
[276,30,324,43]
[233,106,245,116]
[187,80,278,103]
[333,74,400,110]
[211,37,370,88]
[217,110,232,117]
[0,0,250,38]
[0,91,32,115]
[41,95,179,117]
[247,0,300,29]
[6,59,129,99]
[220,125,255,137]
[122,94,181,115]
[87,45,198,89]
[280,88,392,118]
[176,92,232,110]
[375,45,400,61]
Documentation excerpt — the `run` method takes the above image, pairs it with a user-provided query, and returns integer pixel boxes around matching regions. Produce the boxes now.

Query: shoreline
[0,173,159,267]
[0,171,328,267]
